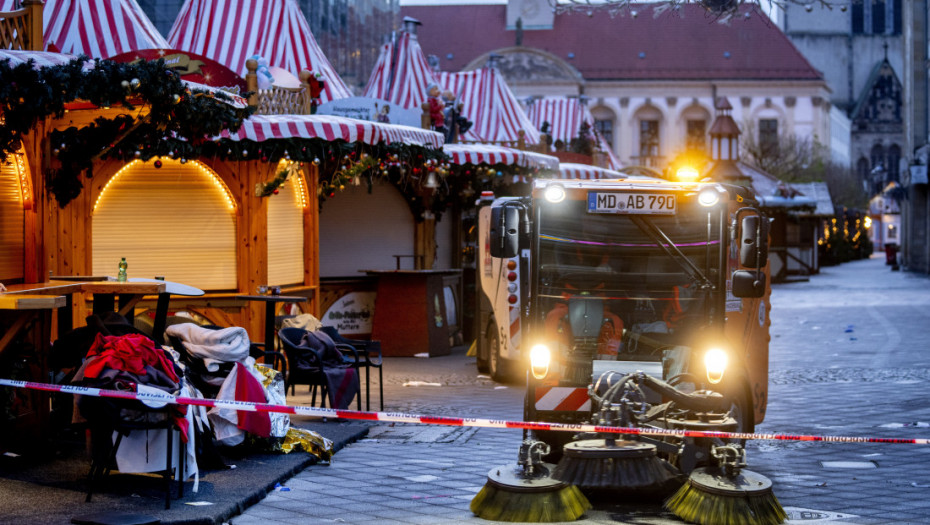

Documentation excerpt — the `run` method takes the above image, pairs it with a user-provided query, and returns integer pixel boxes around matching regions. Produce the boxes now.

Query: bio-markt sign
[322,292,376,337]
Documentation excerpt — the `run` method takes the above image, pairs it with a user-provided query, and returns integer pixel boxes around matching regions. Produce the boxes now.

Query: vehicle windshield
[536,195,723,364]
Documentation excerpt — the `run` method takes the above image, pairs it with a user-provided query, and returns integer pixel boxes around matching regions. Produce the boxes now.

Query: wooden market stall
[525,96,622,170]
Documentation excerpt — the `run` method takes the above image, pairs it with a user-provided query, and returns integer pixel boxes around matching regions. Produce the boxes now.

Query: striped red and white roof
[526,97,621,170]
[444,144,558,171]
[363,31,437,110]
[217,114,444,149]
[0,0,171,58]
[437,68,540,145]
[0,49,77,67]
[167,0,352,104]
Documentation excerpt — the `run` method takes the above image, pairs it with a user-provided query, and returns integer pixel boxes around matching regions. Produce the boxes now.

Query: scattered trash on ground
[274,483,290,492]
[185,501,215,506]
[845,325,855,333]
[403,381,441,387]
[879,421,930,428]
[414,353,429,358]
[494,386,507,390]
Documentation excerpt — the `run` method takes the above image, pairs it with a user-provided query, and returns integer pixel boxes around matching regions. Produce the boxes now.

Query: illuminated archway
[92,159,238,290]
[0,146,30,282]
[268,161,309,286]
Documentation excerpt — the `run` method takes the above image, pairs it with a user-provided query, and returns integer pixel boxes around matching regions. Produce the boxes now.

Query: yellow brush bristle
[470,483,591,522]
[664,482,788,525]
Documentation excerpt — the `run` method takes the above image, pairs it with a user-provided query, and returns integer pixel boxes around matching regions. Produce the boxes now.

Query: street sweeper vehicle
[483,176,773,467]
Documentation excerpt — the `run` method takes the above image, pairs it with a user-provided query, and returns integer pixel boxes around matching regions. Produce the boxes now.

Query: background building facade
[778,0,905,194]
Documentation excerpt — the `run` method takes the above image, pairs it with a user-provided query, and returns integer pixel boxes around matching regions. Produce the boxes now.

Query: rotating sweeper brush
[665,444,786,525]
[470,440,591,522]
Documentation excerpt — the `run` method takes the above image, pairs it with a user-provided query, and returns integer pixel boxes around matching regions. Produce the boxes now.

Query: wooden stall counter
[365,269,461,357]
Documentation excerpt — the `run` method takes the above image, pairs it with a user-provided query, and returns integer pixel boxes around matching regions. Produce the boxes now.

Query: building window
[887,144,901,182]
[759,119,778,156]
[852,0,901,35]
[639,120,659,157]
[888,224,897,240]
[857,157,871,181]
[594,119,613,145]
[872,0,886,33]
[686,119,706,151]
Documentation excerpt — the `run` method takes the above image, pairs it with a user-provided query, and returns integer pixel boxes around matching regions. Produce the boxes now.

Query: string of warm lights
[13,147,31,210]
[93,159,237,214]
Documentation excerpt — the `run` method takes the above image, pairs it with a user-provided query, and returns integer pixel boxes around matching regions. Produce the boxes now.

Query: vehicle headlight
[544,184,566,203]
[704,347,728,384]
[698,187,721,207]
[529,343,551,380]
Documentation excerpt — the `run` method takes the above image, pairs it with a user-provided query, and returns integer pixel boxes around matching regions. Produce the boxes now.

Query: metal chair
[84,404,184,509]
[319,326,384,411]
[278,327,361,410]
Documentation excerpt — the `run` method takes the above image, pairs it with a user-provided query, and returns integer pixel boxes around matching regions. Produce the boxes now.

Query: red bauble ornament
[273,189,279,195]
[154,160,163,169]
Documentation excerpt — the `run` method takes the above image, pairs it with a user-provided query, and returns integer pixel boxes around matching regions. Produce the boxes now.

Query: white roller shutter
[319,179,414,277]
[92,159,237,290]
[0,153,25,282]
[268,175,305,286]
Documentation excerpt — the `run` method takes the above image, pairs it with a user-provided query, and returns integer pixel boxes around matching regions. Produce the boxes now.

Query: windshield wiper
[629,216,715,290]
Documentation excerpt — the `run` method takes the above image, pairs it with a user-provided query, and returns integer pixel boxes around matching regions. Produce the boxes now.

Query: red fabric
[233,363,271,437]
[82,333,189,441]
[83,333,179,383]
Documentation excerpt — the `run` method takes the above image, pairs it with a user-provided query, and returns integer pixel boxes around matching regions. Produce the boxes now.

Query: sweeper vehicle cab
[484,176,772,474]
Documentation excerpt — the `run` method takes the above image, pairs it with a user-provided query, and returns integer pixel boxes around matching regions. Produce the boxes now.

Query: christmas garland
[0,55,254,206]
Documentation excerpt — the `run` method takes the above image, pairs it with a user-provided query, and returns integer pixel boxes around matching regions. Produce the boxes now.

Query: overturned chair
[278,327,362,410]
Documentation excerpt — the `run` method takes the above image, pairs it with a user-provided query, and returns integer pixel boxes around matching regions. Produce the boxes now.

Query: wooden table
[235,294,307,368]
[128,278,204,346]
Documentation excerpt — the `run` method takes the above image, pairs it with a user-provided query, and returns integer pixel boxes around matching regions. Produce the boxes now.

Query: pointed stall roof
[363,31,438,110]
[0,0,169,58]
[526,97,621,169]
[167,0,352,104]
[438,67,540,144]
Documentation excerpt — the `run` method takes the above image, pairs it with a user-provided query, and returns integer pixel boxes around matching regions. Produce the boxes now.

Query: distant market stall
[525,96,622,170]
[167,0,352,105]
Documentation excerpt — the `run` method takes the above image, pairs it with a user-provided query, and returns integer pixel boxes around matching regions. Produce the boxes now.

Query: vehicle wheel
[725,387,754,445]
[476,337,489,374]
[488,323,506,382]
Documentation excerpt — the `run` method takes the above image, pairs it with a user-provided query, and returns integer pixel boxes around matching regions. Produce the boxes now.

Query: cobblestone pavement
[232,256,930,525]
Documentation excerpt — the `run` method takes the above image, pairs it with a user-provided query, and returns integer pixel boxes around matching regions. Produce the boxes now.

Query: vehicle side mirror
[490,205,519,258]
[732,270,766,298]
[739,215,769,268]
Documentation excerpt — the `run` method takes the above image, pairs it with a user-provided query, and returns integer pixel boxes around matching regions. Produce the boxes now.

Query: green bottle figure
[117,257,128,282]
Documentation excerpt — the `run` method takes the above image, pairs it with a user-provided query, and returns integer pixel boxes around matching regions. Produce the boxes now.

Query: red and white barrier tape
[2,378,928,445]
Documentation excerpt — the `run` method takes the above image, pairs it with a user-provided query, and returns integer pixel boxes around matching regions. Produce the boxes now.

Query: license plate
[587,192,677,214]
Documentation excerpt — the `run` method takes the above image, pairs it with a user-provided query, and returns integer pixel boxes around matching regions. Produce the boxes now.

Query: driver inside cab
[543,222,623,360]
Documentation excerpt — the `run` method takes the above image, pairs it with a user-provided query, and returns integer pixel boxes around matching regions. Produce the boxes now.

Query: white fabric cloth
[281,313,322,332]
[114,383,201,492]
[166,323,251,372]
